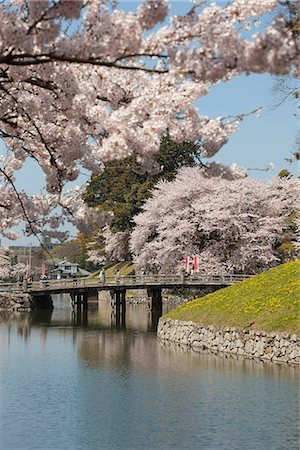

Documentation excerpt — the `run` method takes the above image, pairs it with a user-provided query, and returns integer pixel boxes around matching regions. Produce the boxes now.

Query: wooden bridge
[3,273,251,312]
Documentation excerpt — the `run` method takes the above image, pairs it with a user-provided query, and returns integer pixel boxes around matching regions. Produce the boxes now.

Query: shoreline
[0,292,32,312]
[157,317,300,365]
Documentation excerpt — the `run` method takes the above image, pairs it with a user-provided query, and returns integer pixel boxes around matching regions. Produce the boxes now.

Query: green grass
[105,261,137,276]
[90,262,137,278]
[164,261,300,334]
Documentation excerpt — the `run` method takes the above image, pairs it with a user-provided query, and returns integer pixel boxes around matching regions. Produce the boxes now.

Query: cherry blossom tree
[102,227,131,262]
[130,165,300,274]
[0,0,298,241]
[0,247,27,280]
[87,226,130,264]
[0,248,12,279]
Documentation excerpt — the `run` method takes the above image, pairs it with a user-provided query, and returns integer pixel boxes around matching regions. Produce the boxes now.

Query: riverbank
[158,261,300,364]
[0,292,31,311]
[157,319,299,364]
[0,291,53,311]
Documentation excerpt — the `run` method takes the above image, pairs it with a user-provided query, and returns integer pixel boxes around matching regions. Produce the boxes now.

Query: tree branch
[0,53,168,73]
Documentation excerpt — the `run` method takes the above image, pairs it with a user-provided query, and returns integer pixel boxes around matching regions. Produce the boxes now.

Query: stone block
[273,356,289,363]
[279,339,285,348]
[235,339,243,348]
[244,340,253,354]
[289,349,298,360]
[255,341,265,355]
[261,353,273,360]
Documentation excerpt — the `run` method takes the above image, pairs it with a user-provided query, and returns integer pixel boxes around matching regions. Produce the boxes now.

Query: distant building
[41,237,62,251]
[49,260,90,279]
[42,236,54,250]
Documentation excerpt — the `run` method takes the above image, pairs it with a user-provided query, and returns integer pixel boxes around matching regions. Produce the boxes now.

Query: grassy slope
[164,261,300,334]
[89,262,137,278]
[104,261,137,276]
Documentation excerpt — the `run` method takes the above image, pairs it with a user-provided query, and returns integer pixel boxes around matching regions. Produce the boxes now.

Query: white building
[48,260,91,279]
[58,260,78,276]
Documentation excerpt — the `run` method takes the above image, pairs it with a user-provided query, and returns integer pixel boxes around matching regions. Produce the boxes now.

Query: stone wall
[98,288,218,306]
[157,318,300,365]
[0,292,32,311]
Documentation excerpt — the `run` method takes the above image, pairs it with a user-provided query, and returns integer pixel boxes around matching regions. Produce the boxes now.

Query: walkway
[2,273,251,312]
[23,273,250,294]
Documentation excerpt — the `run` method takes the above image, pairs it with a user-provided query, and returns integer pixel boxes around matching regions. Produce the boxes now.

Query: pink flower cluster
[0,0,298,238]
[0,247,27,280]
[130,165,300,273]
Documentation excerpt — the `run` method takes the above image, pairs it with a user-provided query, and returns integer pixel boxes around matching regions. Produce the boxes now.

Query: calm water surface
[0,295,299,450]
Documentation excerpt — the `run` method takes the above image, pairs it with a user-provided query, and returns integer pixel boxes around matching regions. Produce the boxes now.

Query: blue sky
[0,1,298,246]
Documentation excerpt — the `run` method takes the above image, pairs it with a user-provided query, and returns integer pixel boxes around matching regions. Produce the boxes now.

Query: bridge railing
[16,272,251,292]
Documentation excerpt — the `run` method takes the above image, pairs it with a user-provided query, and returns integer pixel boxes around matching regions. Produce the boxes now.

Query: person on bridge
[114,269,120,284]
[181,268,186,284]
[99,269,105,283]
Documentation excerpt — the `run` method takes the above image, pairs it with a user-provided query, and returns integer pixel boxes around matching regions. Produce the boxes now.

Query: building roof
[59,260,79,266]
[49,266,91,276]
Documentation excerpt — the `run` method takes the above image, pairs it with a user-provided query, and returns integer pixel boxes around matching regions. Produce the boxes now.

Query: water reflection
[0,298,164,332]
[1,296,299,450]
[1,298,298,382]
[158,340,300,381]
[76,326,299,381]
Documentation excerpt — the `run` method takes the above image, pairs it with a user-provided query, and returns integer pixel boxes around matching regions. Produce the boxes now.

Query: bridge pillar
[111,307,126,330]
[121,290,126,311]
[76,294,82,313]
[70,292,75,309]
[115,290,121,317]
[82,292,88,311]
[110,288,126,310]
[147,287,162,311]
[110,288,126,329]
[147,309,161,331]
[70,292,87,312]
[71,291,98,310]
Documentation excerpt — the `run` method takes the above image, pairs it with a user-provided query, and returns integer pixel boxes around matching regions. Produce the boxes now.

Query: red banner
[185,256,190,272]
[193,255,199,273]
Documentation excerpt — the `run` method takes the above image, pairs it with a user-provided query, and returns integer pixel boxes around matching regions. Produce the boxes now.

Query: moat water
[0,295,299,450]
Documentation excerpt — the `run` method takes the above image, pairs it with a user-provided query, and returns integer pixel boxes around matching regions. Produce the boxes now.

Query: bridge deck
[2,274,251,295]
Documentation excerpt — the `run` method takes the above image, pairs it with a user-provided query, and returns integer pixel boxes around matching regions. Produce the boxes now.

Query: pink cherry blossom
[0,247,27,280]
[0,0,298,239]
[130,165,300,274]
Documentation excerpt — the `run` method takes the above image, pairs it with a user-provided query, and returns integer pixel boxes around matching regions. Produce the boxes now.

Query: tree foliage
[83,135,202,232]
[130,166,300,274]
[0,247,27,280]
[0,0,298,240]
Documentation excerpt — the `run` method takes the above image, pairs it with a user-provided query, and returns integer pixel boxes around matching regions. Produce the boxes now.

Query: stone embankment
[157,318,300,365]
[0,292,32,311]
[98,288,218,306]
[126,293,191,306]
